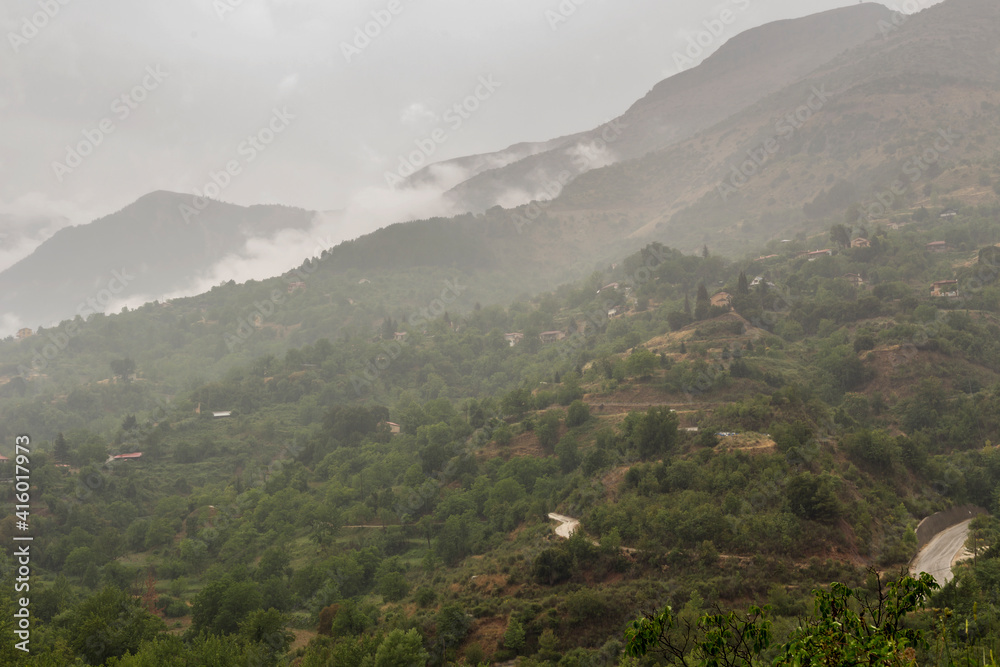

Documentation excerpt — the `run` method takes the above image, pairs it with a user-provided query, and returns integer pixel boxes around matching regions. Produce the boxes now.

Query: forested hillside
[4,200,1000,664]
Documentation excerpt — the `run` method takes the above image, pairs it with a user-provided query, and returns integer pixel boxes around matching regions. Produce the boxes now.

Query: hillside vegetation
[5,203,1000,664]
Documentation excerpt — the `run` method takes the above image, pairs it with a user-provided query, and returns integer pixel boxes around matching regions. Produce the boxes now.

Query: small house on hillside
[393,332,408,342]
[805,249,833,260]
[607,306,623,318]
[843,273,864,287]
[504,333,524,347]
[940,209,958,218]
[287,281,306,294]
[851,237,871,248]
[931,280,959,297]
[597,282,620,294]
[385,422,401,435]
[750,276,776,289]
[112,452,143,461]
[213,411,233,419]
[926,241,948,253]
[539,331,566,343]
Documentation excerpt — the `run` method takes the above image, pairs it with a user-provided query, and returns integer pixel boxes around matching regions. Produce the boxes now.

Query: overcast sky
[0,0,943,268]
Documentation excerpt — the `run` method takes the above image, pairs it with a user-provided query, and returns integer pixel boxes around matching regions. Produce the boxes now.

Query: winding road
[547,513,581,539]
[910,519,972,586]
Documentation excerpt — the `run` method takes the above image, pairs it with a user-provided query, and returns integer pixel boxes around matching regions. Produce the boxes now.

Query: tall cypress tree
[695,282,711,320]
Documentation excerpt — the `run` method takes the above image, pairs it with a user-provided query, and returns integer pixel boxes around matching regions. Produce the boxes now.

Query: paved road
[910,519,972,586]
[547,513,581,539]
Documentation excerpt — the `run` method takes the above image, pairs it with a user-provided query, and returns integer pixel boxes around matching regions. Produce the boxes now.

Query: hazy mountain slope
[434,3,894,212]
[0,212,68,273]
[0,191,315,330]
[404,134,583,191]
[542,0,1000,253]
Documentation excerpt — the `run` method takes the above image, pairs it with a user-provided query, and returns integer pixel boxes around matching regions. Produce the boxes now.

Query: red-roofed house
[926,241,948,253]
[112,452,143,461]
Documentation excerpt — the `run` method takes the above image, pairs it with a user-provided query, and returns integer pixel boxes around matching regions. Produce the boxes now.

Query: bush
[414,587,436,608]
[566,400,590,427]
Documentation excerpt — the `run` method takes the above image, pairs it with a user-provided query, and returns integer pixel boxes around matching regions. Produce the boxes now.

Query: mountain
[542,0,1000,252]
[0,212,68,273]
[416,3,895,212]
[0,191,315,332]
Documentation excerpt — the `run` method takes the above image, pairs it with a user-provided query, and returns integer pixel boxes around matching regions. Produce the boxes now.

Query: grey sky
[0,0,942,267]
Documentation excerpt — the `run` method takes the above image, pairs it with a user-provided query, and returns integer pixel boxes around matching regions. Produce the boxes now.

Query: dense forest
[4,202,1000,664]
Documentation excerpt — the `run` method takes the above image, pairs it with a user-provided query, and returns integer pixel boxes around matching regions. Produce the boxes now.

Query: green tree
[625,348,658,378]
[64,585,165,665]
[536,411,561,453]
[830,223,851,249]
[624,406,679,459]
[239,608,294,663]
[54,431,69,463]
[504,617,526,654]
[110,357,137,383]
[435,604,471,651]
[374,628,429,667]
[191,578,264,635]
[695,283,711,320]
[566,400,590,427]
[556,435,581,473]
[785,473,840,522]
[776,574,937,665]
[532,547,573,585]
